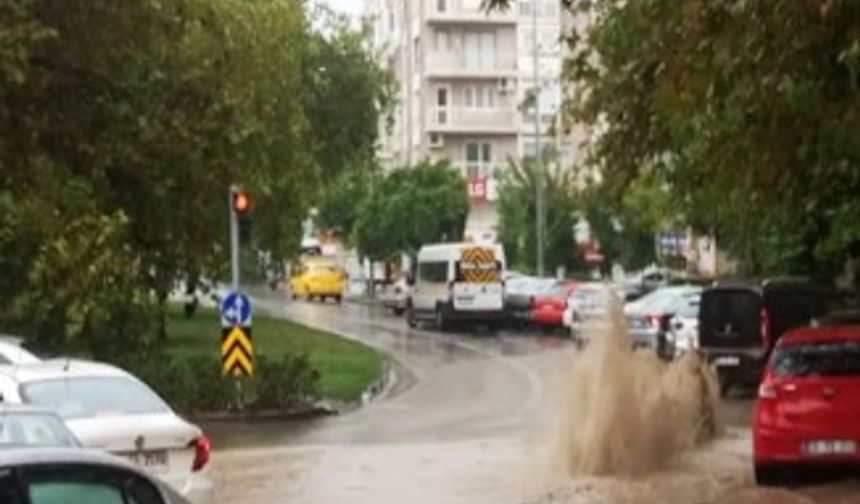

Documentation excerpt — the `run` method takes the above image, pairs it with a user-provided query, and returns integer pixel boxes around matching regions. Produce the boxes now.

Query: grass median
[166,304,384,402]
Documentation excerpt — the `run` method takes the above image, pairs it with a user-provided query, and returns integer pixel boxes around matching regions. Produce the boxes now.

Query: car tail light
[647,314,662,329]
[190,435,211,472]
[760,308,771,349]
[758,382,778,400]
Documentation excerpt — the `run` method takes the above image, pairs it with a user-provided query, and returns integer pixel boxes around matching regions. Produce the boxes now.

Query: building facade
[366,0,567,243]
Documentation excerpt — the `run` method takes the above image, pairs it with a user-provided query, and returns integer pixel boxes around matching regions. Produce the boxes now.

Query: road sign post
[220,292,254,378]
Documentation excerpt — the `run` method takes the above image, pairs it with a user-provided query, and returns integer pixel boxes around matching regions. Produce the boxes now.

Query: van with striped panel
[407,243,507,330]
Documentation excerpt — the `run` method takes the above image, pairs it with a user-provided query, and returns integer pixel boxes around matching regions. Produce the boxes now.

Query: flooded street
[206,295,860,504]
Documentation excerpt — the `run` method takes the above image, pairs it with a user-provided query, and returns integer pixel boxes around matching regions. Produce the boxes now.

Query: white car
[381,277,410,316]
[667,297,700,357]
[562,284,615,346]
[0,447,191,503]
[0,360,213,504]
[0,337,41,365]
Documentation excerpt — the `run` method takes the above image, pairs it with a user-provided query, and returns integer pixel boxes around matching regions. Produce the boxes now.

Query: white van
[407,243,507,329]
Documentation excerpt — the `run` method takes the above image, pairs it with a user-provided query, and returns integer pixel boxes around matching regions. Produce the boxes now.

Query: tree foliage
[487,0,860,279]
[497,155,581,274]
[354,160,469,260]
[0,0,388,355]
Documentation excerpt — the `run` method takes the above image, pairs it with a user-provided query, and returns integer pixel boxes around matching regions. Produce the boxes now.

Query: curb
[188,405,337,422]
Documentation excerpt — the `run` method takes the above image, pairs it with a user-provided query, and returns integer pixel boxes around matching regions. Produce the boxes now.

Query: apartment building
[366,0,567,243]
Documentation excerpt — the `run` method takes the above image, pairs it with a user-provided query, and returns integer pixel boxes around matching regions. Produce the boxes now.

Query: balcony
[426,51,517,79]
[427,107,518,135]
[426,0,516,25]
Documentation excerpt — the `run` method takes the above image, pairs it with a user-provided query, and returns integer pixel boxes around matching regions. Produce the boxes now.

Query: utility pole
[532,0,546,277]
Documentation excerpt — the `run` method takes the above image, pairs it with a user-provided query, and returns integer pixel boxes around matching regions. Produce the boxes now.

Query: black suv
[698,278,854,395]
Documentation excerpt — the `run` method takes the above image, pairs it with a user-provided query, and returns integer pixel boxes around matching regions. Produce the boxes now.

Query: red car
[530,281,578,329]
[753,324,860,485]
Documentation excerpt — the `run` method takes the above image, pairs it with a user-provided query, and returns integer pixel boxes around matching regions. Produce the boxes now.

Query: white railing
[429,107,516,130]
[426,51,517,74]
[426,0,516,22]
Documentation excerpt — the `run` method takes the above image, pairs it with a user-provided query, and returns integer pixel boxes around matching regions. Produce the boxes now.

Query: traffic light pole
[229,186,240,291]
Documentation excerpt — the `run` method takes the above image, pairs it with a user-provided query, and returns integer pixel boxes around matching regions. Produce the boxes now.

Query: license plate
[714,356,740,367]
[804,440,856,456]
[125,450,169,471]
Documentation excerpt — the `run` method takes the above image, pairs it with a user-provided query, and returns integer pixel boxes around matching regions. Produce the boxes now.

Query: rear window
[773,341,860,377]
[21,377,169,420]
[0,413,78,448]
[700,289,761,342]
[455,261,502,283]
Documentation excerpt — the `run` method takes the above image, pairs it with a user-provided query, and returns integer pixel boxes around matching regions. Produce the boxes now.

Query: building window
[436,0,447,13]
[435,29,450,51]
[464,32,496,69]
[436,86,449,124]
[466,142,492,178]
[464,85,495,108]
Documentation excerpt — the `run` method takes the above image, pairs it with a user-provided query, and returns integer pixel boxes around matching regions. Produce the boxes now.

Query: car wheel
[754,465,783,486]
[393,307,405,316]
[335,295,342,304]
[406,305,418,328]
[435,306,448,332]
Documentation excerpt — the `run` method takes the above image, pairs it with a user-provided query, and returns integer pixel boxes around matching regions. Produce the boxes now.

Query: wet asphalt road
[205,295,860,504]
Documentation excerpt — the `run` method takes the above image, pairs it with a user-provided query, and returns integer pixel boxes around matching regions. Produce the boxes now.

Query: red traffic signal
[232,190,252,215]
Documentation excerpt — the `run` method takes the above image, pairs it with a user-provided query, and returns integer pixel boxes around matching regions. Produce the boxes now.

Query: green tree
[303,12,393,184]
[0,0,315,352]
[497,155,581,275]
[488,0,860,280]
[354,160,469,261]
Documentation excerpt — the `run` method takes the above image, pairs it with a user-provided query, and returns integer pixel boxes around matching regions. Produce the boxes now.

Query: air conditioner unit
[429,133,444,149]
[497,77,515,94]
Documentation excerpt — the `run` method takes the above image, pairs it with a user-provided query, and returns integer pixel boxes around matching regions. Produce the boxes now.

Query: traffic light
[232,189,252,215]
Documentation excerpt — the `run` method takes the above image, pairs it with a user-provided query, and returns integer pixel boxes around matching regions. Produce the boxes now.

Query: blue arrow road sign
[221,291,252,328]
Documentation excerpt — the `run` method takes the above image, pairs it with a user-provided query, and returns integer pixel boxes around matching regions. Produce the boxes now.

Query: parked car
[698,278,853,396]
[407,242,506,330]
[504,277,556,325]
[0,447,190,503]
[0,337,40,365]
[0,360,213,504]
[624,286,702,357]
[289,258,346,303]
[381,277,410,316]
[753,324,860,485]
[563,283,616,346]
[622,267,673,301]
[0,405,80,448]
[530,281,578,330]
[666,296,701,358]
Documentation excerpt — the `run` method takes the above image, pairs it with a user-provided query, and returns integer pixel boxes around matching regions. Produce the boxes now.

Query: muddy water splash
[552,301,720,477]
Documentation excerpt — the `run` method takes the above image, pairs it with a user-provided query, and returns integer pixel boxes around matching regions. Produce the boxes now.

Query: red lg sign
[468,178,487,201]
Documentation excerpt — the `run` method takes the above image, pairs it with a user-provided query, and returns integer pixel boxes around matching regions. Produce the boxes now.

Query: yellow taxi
[290,258,346,302]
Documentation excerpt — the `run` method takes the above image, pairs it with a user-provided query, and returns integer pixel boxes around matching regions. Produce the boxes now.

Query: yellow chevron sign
[459,247,500,283]
[221,325,253,377]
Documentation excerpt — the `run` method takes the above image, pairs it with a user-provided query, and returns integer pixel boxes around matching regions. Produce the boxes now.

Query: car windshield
[0,412,79,448]
[21,377,170,420]
[773,341,860,377]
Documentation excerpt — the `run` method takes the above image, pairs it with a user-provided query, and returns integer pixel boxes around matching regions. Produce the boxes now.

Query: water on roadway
[206,294,860,504]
